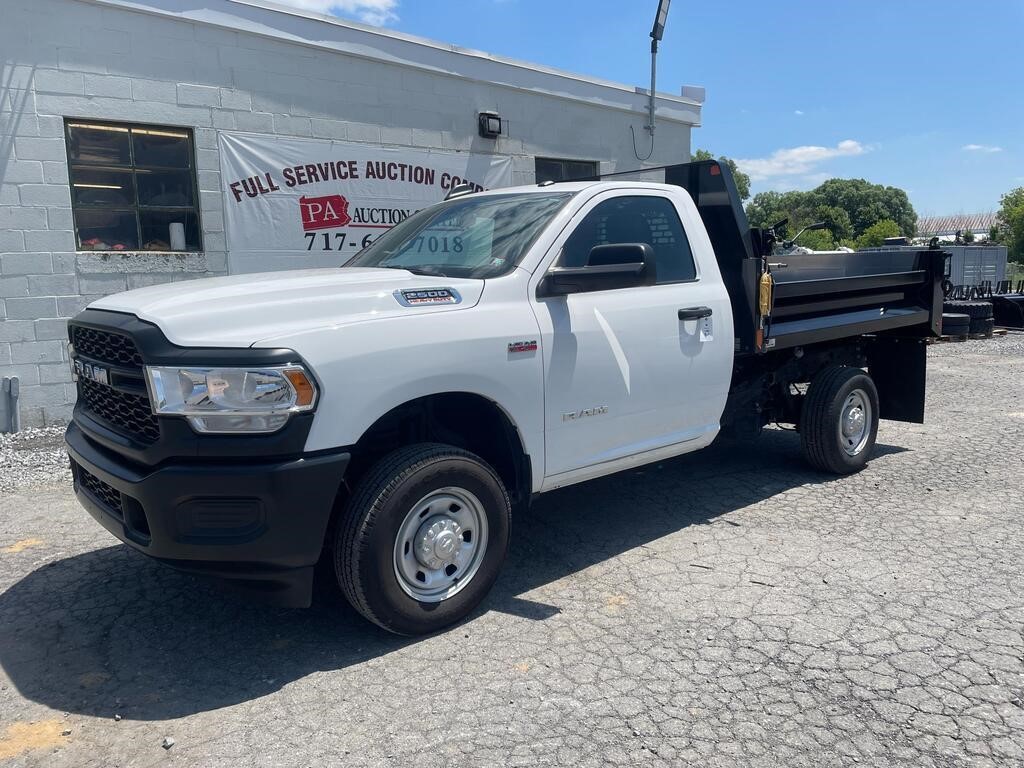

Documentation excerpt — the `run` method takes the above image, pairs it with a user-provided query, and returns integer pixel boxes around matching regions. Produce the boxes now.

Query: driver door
[531,190,732,486]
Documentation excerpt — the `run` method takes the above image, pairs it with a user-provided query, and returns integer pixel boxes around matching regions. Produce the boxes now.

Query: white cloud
[270,0,399,25]
[736,139,868,182]
[794,110,804,116]
[962,143,1002,153]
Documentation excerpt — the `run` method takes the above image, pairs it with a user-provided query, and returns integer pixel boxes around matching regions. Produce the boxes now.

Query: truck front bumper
[65,420,349,607]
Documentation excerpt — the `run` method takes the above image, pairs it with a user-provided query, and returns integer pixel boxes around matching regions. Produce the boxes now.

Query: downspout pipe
[2,376,20,433]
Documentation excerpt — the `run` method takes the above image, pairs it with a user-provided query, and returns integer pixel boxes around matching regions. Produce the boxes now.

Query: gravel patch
[929,329,1024,358]
[0,424,70,494]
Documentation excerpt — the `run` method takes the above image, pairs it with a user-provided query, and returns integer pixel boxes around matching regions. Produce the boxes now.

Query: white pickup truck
[65,160,945,635]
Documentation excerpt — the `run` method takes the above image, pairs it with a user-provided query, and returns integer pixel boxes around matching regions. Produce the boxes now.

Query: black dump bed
[656,161,946,356]
[766,249,943,351]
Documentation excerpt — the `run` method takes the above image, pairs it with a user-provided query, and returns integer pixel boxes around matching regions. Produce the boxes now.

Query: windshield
[344,192,572,279]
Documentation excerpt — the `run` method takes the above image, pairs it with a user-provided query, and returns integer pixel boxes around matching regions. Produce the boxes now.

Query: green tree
[691,149,751,201]
[962,229,975,243]
[745,193,851,248]
[745,190,804,231]
[995,187,1024,262]
[812,205,853,243]
[812,178,917,238]
[744,178,918,246]
[854,219,901,249]
[794,228,835,251]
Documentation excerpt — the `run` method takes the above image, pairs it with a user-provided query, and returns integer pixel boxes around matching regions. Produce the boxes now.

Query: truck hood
[88,268,484,347]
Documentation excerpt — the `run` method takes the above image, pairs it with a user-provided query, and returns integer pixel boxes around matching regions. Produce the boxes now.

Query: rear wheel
[800,366,879,474]
[335,443,511,635]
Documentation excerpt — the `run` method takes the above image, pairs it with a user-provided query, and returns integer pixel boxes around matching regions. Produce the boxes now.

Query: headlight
[145,365,317,434]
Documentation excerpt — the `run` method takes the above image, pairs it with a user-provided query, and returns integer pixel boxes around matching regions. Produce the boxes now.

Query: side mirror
[538,243,656,297]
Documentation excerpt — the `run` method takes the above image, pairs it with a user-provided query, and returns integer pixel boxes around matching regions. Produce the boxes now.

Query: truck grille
[70,325,144,368]
[77,464,123,519]
[78,377,161,443]
[70,324,160,445]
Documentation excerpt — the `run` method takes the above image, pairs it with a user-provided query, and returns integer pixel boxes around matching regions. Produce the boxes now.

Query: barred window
[65,119,202,252]
[561,196,697,283]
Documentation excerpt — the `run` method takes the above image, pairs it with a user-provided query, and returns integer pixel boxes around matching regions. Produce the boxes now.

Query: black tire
[941,313,970,335]
[800,366,880,475]
[942,300,992,320]
[969,317,995,336]
[335,443,511,635]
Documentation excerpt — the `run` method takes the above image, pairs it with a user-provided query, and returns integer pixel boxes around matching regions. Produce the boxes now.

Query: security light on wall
[478,112,502,139]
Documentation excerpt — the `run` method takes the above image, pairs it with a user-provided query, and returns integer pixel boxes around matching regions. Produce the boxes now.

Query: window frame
[64,118,203,253]
[556,193,700,286]
[535,157,600,184]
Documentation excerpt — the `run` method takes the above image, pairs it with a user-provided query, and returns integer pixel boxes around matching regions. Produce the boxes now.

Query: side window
[560,196,697,283]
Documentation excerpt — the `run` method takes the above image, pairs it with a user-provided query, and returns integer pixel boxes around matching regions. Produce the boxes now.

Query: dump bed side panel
[768,248,945,351]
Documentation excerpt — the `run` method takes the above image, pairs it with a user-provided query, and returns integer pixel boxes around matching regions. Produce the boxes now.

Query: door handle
[678,306,713,320]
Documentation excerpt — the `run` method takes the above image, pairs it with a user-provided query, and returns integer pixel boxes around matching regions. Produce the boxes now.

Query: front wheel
[800,366,879,474]
[335,443,511,635]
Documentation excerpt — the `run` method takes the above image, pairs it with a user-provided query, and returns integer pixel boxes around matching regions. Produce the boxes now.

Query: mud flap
[867,337,926,423]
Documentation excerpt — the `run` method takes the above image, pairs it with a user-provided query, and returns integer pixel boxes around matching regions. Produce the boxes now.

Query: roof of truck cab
[473,180,682,197]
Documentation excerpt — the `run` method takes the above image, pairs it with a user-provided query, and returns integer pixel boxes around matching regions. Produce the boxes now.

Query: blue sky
[284,0,1023,216]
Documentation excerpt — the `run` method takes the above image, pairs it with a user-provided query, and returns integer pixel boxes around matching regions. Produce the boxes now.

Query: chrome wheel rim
[393,487,489,603]
[838,389,872,456]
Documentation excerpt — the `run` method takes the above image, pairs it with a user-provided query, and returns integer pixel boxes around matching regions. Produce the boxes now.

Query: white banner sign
[218,132,514,273]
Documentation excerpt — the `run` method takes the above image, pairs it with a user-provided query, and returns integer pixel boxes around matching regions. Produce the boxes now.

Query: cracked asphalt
[1,336,1023,767]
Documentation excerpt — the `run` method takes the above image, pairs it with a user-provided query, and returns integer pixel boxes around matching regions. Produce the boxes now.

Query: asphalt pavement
[0,335,1022,767]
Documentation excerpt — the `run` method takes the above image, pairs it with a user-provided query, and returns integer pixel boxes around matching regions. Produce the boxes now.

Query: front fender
[260,300,546,491]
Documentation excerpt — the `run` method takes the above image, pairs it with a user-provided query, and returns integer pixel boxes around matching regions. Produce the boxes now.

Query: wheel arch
[342,391,533,512]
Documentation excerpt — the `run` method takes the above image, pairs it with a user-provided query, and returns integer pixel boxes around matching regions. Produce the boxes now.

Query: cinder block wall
[0,0,695,427]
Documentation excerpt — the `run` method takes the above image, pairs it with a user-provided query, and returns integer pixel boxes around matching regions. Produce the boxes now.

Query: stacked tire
[940,312,970,337]
[942,300,994,337]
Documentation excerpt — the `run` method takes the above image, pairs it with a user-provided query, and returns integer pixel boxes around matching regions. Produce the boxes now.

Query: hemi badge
[508,340,538,354]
